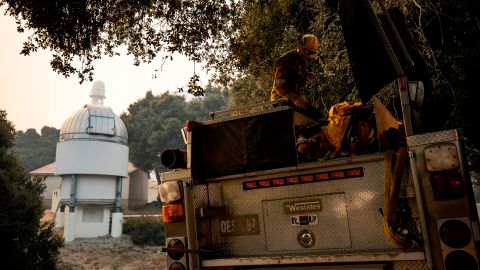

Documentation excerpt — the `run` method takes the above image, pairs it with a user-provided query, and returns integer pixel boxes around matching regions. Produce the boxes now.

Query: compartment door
[262,193,352,251]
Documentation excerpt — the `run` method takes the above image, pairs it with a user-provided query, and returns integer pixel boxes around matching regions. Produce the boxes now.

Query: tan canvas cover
[373,96,402,139]
[323,101,365,151]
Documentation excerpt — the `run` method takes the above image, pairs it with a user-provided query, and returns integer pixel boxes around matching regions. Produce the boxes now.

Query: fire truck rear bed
[163,152,427,269]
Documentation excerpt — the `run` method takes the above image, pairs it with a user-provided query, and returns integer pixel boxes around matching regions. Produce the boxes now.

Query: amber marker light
[287,176,299,184]
[243,168,365,191]
[300,175,314,183]
[244,181,258,190]
[258,180,271,188]
[162,203,185,223]
[272,178,286,186]
[346,168,363,178]
[315,173,329,181]
[330,170,345,179]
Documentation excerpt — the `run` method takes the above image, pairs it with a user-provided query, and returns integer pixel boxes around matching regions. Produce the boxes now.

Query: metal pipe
[408,149,433,269]
[399,77,414,136]
[114,176,122,212]
[371,0,414,135]
[160,149,187,169]
[69,174,77,210]
[208,100,285,120]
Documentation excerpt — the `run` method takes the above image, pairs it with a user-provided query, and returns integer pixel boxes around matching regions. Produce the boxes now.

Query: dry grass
[42,210,167,270]
[56,235,166,270]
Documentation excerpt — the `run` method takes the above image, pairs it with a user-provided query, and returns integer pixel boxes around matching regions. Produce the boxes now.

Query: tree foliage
[211,0,478,135]
[121,87,228,182]
[2,0,479,170]
[186,85,229,120]
[224,0,480,171]
[11,126,59,172]
[1,0,238,86]
[121,91,183,181]
[0,110,63,269]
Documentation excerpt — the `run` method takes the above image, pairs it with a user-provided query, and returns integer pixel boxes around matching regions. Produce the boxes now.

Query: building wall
[51,189,61,212]
[121,177,130,200]
[72,205,110,238]
[38,175,62,209]
[58,173,148,210]
[42,175,62,199]
[60,174,116,201]
[120,176,130,209]
[56,140,129,177]
[128,170,149,208]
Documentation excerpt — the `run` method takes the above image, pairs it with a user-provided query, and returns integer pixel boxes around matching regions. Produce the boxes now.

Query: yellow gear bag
[323,101,365,151]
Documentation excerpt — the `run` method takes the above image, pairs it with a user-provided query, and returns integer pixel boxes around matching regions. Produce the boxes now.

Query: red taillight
[169,262,186,270]
[166,237,187,270]
[167,238,186,260]
[439,219,472,248]
[162,203,185,223]
[430,170,464,200]
[436,218,479,269]
[444,250,478,270]
[185,120,192,132]
[167,238,187,270]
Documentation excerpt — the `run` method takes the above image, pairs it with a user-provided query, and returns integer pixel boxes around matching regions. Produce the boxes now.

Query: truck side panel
[195,154,421,259]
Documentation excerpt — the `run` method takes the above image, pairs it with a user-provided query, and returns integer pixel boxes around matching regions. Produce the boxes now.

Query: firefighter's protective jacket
[270,49,310,101]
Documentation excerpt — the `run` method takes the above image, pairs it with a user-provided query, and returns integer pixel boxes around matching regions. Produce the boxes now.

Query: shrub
[123,216,164,245]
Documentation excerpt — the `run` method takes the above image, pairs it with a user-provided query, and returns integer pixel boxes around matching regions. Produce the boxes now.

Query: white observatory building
[54,81,129,242]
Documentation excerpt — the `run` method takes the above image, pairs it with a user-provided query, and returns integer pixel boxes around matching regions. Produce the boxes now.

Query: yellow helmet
[296,34,319,60]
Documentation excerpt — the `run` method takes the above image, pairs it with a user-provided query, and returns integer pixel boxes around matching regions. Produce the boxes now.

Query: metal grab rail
[208,99,288,120]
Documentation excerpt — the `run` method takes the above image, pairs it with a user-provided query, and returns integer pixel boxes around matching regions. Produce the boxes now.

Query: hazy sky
[0,11,209,132]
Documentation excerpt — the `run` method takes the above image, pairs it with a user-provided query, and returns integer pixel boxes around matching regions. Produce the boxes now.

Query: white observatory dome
[59,105,128,145]
[59,80,127,144]
[55,81,129,177]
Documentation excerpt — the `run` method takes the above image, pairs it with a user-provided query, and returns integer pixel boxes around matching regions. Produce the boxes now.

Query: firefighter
[270,34,319,109]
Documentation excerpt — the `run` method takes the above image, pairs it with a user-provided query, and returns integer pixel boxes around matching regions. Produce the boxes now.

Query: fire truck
[158,1,480,270]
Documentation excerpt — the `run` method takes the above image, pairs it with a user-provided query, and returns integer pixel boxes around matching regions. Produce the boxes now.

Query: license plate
[219,214,260,236]
[290,214,318,226]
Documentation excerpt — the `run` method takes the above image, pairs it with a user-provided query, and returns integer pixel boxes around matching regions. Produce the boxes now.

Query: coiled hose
[383,147,409,247]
